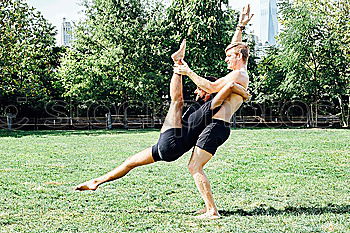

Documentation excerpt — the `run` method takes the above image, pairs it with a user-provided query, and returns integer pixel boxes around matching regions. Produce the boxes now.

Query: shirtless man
[75,40,249,192]
[173,4,254,219]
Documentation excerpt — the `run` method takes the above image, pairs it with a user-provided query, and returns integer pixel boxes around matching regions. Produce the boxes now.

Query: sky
[26,0,261,45]
[26,0,85,44]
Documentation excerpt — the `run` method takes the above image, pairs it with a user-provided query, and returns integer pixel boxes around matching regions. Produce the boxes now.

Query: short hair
[225,42,250,63]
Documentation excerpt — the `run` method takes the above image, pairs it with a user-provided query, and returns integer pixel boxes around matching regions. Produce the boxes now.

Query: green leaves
[58,0,238,114]
[0,0,254,117]
[0,0,60,114]
[254,0,350,126]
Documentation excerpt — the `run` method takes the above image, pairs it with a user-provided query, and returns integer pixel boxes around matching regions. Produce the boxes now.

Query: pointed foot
[195,208,207,214]
[171,39,186,64]
[75,180,99,191]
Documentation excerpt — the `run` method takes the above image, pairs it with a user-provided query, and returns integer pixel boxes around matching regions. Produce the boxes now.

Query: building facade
[259,0,278,45]
[61,18,73,46]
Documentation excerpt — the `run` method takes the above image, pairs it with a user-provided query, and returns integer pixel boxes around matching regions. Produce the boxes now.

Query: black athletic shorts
[151,128,186,162]
[196,119,231,155]
[184,99,222,149]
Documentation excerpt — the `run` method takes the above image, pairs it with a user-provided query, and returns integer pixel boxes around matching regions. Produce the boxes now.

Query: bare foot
[75,180,99,191]
[195,212,221,220]
[171,39,186,65]
[195,208,207,214]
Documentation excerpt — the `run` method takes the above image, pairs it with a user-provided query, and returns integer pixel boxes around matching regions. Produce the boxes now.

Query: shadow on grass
[126,204,350,216]
[126,209,206,216]
[220,204,350,216]
[0,129,159,138]
[126,209,177,215]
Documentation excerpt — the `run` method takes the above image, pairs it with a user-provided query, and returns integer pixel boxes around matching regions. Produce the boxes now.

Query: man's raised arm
[231,4,254,43]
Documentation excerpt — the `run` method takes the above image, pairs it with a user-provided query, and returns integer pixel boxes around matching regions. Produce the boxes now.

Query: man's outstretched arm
[174,61,248,93]
[182,68,227,93]
[174,60,243,93]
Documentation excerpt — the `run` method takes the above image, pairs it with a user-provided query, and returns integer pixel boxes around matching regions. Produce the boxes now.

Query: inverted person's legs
[76,71,183,191]
[161,40,186,133]
[76,40,187,191]
[76,147,155,191]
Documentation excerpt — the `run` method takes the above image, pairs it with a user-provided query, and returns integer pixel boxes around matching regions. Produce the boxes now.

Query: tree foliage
[58,0,239,115]
[0,0,60,115]
[59,0,160,109]
[254,0,350,126]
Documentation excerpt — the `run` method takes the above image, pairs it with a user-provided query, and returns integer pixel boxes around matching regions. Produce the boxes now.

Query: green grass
[0,129,349,233]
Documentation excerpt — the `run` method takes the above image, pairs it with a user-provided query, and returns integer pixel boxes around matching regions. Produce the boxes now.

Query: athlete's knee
[170,100,184,109]
[124,157,139,170]
[188,148,212,174]
[188,161,203,175]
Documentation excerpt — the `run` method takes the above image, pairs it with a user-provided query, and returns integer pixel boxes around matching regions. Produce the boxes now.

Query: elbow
[206,83,221,94]
[206,87,217,94]
[200,84,216,94]
[231,82,246,91]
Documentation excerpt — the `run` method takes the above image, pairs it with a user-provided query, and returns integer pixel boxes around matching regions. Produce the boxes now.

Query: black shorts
[184,99,222,150]
[196,119,231,155]
[151,128,186,162]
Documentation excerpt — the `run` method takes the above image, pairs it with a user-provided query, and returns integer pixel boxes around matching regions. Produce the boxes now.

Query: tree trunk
[337,95,349,128]
[310,103,314,127]
[338,96,344,126]
[307,104,311,128]
[347,95,350,127]
[315,101,318,127]
[123,105,128,129]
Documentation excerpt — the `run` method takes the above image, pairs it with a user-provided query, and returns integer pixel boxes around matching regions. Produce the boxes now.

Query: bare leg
[75,147,154,191]
[161,40,186,133]
[76,40,187,191]
[188,147,220,219]
[196,208,207,214]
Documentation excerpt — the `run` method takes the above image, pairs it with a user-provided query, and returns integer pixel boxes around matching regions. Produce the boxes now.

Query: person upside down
[76,4,253,220]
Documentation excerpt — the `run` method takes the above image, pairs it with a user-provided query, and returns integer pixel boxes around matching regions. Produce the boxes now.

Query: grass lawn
[0,128,349,233]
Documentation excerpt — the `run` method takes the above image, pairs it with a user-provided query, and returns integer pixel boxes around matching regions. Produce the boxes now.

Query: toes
[75,186,83,191]
[75,184,90,191]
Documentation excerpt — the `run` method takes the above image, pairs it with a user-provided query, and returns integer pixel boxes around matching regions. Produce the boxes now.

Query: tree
[59,0,168,116]
[0,0,60,116]
[278,0,350,126]
[251,47,286,103]
[254,0,350,127]
[59,0,240,116]
[320,0,350,127]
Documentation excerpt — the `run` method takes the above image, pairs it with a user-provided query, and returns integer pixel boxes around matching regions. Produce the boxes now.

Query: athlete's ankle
[206,207,219,215]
